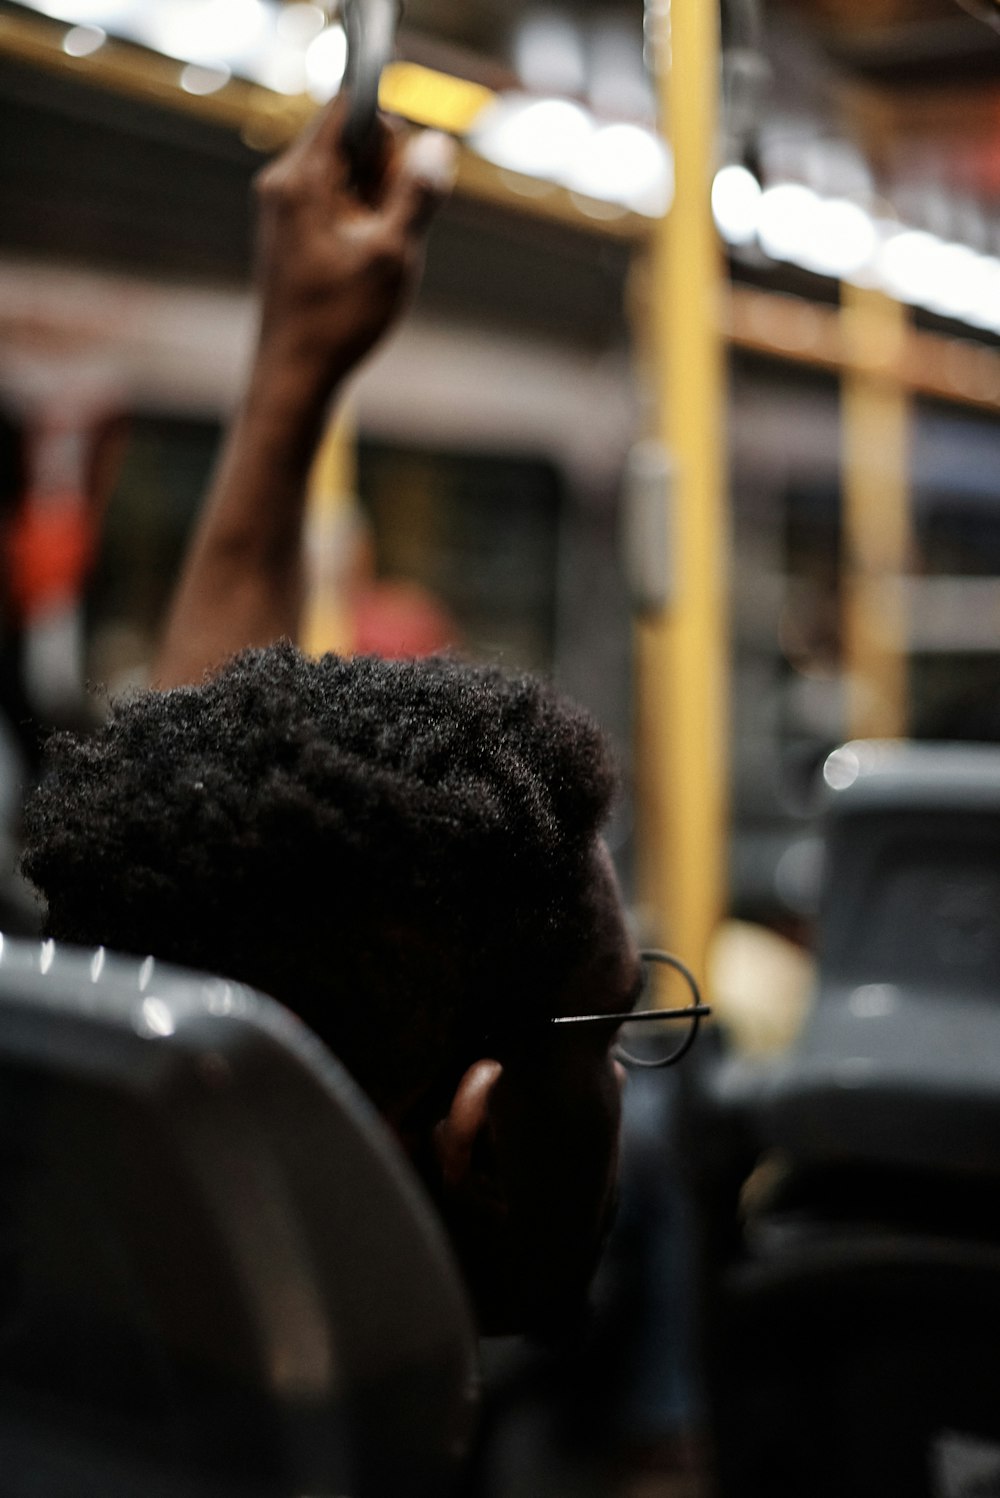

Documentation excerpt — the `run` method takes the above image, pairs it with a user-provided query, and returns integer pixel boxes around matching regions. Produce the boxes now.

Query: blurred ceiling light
[749,197,999,321]
[139,1,219,63]
[251,43,308,95]
[33,0,135,23]
[63,22,106,55]
[753,182,876,285]
[712,163,761,246]
[566,122,671,217]
[198,0,271,54]
[877,229,948,309]
[757,182,821,264]
[142,0,271,66]
[471,95,594,182]
[800,198,877,280]
[305,23,348,102]
[276,2,326,46]
[514,10,586,97]
[962,256,1000,333]
[180,61,232,94]
[928,242,994,325]
[923,242,990,321]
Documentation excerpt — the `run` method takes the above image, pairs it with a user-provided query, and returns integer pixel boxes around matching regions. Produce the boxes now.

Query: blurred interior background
[7,0,1000,957]
[5,2,1000,1493]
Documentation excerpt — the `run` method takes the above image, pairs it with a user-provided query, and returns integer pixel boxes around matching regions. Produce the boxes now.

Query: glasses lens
[614,951,702,1068]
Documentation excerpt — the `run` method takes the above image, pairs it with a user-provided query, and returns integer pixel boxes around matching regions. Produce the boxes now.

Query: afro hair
[22,644,617,1109]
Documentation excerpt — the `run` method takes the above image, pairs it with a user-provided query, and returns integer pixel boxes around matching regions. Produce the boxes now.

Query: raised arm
[154,100,454,688]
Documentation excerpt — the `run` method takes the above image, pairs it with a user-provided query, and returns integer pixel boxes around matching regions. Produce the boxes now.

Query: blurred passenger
[19,98,650,1341]
[348,519,460,657]
[0,400,126,933]
[0,402,38,933]
[0,402,39,775]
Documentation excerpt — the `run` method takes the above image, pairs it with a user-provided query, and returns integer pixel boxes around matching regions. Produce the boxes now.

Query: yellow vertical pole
[840,286,911,739]
[302,405,357,658]
[637,0,728,979]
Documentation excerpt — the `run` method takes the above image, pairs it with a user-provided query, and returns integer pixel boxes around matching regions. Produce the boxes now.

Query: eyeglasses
[551,949,711,1069]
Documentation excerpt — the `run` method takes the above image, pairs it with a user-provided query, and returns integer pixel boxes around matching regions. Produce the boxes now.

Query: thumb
[385,129,458,235]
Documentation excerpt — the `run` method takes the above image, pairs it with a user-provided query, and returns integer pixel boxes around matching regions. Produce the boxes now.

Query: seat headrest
[0,936,478,1498]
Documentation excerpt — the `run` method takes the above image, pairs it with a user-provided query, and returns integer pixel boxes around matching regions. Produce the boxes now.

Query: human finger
[382,129,458,236]
[263,94,353,198]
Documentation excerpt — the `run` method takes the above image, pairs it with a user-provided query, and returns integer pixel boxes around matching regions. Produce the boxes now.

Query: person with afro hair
[21,97,643,1336]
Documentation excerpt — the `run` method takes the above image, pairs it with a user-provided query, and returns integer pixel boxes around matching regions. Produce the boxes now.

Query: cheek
[560,1051,625,1209]
[491,1055,626,1332]
[508,1052,622,1216]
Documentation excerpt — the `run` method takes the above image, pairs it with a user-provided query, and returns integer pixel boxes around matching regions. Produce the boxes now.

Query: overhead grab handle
[341,0,403,176]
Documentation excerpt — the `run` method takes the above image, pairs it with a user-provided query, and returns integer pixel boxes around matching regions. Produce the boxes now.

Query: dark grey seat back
[688,743,1000,1497]
[760,741,1000,1175]
[0,937,478,1498]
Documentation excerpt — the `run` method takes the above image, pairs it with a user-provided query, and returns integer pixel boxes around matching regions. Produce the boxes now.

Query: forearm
[154,350,336,689]
[151,109,452,691]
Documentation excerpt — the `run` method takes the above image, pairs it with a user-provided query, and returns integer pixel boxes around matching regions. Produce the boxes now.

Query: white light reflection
[251,44,308,95]
[276,1,326,46]
[877,229,944,308]
[139,997,175,1038]
[472,95,594,182]
[250,8,314,92]
[964,255,1000,333]
[305,23,348,102]
[757,182,821,264]
[744,181,1000,317]
[565,123,671,217]
[712,164,761,246]
[63,22,106,55]
[139,1,207,62]
[802,198,878,280]
[34,0,136,24]
[823,746,861,792]
[181,61,231,94]
[196,0,270,56]
[925,242,991,322]
[876,229,1000,328]
[141,0,269,66]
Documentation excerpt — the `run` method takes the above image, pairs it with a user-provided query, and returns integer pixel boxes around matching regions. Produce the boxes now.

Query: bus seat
[0,936,479,1498]
[685,742,1000,1498]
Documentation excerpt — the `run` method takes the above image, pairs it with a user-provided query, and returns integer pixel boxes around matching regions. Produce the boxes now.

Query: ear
[431,1059,504,1208]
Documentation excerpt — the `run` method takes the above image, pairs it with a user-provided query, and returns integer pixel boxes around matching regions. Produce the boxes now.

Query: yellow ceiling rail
[726,284,1000,413]
[379,59,492,135]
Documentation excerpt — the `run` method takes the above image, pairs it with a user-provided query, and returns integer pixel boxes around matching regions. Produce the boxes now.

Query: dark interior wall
[0,40,632,347]
[0,53,260,279]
